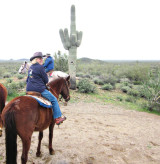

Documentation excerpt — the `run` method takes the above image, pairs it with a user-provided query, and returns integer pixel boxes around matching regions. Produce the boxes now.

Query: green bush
[3,73,11,78]
[5,81,25,96]
[6,78,13,83]
[101,83,113,90]
[76,72,85,77]
[133,81,142,85]
[17,74,24,79]
[127,88,139,97]
[18,81,26,89]
[77,79,96,93]
[93,78,105,85]
[121,86,131,93]
[54,51,68,72]
[103,75,118,87]
[125,96,137,103]
[120,78,130,83]
[116,96,123,101]
[141,70,160,111]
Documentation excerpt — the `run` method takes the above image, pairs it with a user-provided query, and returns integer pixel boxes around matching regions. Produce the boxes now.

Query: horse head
[18,61,30,74]
[47,76,70,102]
[60,76,70,102]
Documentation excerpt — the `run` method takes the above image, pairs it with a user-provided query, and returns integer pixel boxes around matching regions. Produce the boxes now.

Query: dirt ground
[0,102,160,164]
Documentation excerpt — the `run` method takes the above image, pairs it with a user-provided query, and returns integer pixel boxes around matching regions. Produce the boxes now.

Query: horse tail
[5,108,17,164]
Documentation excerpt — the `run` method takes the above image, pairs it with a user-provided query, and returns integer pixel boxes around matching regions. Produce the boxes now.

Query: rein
[47,79,70,102]
[48,86,59,100]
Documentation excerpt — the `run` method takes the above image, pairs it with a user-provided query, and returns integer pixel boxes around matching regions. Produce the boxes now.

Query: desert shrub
[77,79,96,93]
[17,74,24,79]
[125,96,137,103]
[76,72,84,77]
[3,73,11,78]
[6,78,13,83]
[5,81,25,96]
[141,70,160,111]
[93,78,105,85]
[116,96,123,101]
[101,83,113,90]
[98,75,118,89]
[83,74,91,78]
[54,51,68,72]
[121,86,131,93]
[18,81,26,89]
[5,82,17,96]
[127,88,139,97]
[119,78,133,90]
[0,69,3,78]
[133,81,142,85]
[120,78,130,84]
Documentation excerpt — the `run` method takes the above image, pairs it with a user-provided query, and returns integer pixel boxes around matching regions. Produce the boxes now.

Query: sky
[0,0,160,60]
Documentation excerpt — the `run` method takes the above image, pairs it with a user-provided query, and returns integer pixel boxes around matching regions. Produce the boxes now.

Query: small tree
[54,51,68,72]
[142,70,160,111]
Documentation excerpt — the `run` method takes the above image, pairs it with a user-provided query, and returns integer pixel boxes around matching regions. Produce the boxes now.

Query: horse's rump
[2,96,53,132]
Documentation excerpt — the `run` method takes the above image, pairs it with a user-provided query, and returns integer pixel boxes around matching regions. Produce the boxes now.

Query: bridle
[20,63,29,72]
[62,79,70,102]
[47,79,70,102]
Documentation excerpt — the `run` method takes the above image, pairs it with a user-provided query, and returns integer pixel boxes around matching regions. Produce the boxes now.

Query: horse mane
[48,77,64,88]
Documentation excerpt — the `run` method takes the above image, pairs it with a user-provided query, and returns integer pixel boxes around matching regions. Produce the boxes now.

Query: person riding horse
[27,52,66,125]
[43,53,54,76]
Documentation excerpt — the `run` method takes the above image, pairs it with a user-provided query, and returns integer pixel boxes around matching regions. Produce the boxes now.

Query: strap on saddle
[26,91,41,97]
[47,69,54,76]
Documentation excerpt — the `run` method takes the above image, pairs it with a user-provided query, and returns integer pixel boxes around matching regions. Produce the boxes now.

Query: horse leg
[49,122,55,155]
[36,131,43,157]
[21,136,32,164]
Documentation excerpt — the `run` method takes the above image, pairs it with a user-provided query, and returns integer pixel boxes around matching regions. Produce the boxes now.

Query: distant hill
[77,57,106,64]
[18,58,29,61]
[77,58,160,64]
[0,58,29,62]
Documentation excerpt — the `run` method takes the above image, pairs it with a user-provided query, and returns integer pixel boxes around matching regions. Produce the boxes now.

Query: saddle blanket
[26,95,52,108]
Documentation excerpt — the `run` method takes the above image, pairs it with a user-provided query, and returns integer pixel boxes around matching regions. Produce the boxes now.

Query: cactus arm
[64,28,71,48]
[59,29,69,50]
[76,31,83,47]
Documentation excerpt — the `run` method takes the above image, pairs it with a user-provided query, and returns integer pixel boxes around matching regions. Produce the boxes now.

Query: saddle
[47,69,54,77]
[26,91,52,108]
[26,91,41,97]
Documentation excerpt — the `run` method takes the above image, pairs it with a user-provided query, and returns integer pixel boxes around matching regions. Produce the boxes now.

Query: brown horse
[0,83,7,137]
[1,76,70,164]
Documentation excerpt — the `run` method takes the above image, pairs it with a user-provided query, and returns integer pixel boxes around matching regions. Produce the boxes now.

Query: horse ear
[66,75,70,81]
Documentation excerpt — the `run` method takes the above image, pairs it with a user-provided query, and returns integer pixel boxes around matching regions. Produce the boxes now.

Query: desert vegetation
[0,57,160,113]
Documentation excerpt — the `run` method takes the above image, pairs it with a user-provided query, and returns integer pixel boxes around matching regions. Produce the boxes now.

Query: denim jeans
[45,68,51,73]
[41,89,62,119]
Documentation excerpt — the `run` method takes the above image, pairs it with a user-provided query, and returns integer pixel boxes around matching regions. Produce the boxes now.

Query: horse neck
[27,63,31,69]
[49,78,63,99]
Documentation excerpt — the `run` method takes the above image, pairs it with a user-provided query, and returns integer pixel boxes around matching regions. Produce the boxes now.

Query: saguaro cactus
[59,5,83,89]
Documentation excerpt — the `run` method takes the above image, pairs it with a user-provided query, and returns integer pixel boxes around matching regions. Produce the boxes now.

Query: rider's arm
[40,65,49,84]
